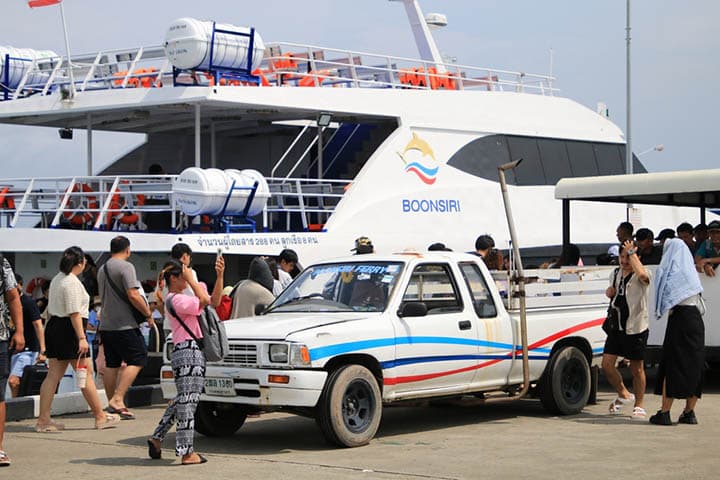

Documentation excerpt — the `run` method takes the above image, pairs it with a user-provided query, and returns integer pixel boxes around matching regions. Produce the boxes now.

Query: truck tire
[539,346,591,415]
[194,401,248,437]
[317,365,382,447]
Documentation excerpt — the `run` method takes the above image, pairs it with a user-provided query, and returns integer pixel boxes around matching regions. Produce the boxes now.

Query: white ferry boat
[0,1,699,284]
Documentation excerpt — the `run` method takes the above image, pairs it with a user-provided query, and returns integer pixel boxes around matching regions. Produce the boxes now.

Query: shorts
[45,316,88,361]
[10,351,38,377]
[101,329,147,368]
[603,329,649,361]
[0,341,8,400]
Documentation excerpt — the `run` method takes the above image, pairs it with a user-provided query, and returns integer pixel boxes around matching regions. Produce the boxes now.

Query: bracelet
[627,248,637,255]
[78,337,86,341]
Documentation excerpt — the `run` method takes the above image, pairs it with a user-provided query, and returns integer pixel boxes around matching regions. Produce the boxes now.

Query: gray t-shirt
[97,257,141,331]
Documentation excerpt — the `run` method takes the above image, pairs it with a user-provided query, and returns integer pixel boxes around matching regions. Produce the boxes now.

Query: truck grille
[224,343,258,365]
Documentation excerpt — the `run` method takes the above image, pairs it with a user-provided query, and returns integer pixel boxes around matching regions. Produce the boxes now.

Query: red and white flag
[28,0,62,8]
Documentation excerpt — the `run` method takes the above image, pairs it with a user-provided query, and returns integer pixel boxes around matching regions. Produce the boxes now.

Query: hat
[708,220,720,232]
[222,286,233,296]
[655,228,676,241]
[92,295,101,306]
[634,228,654,241]
[607,245,620,257]
[352,236,374,254]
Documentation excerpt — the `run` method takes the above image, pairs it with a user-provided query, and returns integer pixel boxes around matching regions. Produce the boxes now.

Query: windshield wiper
[266,293,326,311]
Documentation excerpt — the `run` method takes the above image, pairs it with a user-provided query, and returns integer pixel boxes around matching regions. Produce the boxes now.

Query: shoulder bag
[102,263,147,325]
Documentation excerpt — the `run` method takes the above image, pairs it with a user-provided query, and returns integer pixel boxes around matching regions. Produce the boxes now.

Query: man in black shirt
[8,274,46,397]
[635,228,662,265]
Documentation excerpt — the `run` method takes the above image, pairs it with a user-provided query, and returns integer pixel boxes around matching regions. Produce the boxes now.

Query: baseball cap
[351,236,374,254]
[607,245,620,257]
[708,220,720,232]
[655,228,676,241]
[634,228,654,241]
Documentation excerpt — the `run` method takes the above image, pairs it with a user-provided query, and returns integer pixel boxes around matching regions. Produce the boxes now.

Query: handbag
[102,264,147,324]
[602,268,621,334]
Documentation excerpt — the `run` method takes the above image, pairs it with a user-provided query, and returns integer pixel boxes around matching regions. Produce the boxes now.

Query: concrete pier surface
[3,367,717,479]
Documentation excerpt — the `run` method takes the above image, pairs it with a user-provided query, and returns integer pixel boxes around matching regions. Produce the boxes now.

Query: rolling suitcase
[18,363,48,396]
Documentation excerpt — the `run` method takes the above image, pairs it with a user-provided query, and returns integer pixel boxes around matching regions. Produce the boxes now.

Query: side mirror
[254,304,267,316]
[398,301,427,318]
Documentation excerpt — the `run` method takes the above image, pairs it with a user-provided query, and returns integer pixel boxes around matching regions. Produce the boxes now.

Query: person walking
[7,274,46,397]
[0,254,23,466]
[147,255,224,465]
[97,236,153,420]
[650,238,705,425]
[602,240,651,419]
[36,246,120,433]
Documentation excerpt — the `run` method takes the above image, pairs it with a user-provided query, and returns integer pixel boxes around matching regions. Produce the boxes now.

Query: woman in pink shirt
[147,256,224,465]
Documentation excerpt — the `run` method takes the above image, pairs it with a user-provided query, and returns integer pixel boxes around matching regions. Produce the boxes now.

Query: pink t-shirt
[167,293,203,345]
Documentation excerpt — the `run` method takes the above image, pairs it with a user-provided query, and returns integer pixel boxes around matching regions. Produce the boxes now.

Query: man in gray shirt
[97,236,153,420]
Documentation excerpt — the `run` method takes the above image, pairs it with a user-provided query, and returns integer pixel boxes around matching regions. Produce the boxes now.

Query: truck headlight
[289,344,311,366]
[269,344,289,363]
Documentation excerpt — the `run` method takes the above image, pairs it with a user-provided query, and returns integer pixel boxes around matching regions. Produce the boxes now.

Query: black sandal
[147,439,162,459]
[181,454,208,465]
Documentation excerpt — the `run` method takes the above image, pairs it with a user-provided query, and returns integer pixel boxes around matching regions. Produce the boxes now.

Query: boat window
[564,141,598,177]
[458,262,497,318]
[537,138,572,184]
[401,263,463,314]
[507,136,546,185]
[594,143,624,176]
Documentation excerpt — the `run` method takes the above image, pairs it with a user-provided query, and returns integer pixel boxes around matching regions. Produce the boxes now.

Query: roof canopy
[554,169,720,208]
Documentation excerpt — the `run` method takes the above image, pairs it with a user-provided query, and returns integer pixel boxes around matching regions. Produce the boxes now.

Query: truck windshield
[267,261,405,313]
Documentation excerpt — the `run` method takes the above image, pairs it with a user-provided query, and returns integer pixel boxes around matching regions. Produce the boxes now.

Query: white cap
[607,245,620,257]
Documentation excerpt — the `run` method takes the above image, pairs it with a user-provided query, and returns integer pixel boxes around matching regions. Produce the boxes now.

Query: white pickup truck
[161,252,609,447]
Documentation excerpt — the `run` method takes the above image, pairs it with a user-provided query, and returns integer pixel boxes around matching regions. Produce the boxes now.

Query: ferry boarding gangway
[1,40,558,102]
[0,174,350,233]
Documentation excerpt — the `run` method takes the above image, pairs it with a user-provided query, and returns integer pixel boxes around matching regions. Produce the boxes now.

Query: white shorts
[10,351,38,377]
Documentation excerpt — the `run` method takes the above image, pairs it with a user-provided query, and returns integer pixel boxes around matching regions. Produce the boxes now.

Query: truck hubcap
[561,358,584,402]
[342,379,374,433]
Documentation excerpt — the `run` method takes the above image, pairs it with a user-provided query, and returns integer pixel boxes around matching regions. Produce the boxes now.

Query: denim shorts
[10,351,39,377]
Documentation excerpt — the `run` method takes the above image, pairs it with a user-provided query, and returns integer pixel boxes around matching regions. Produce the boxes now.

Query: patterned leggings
[151,340,206,456]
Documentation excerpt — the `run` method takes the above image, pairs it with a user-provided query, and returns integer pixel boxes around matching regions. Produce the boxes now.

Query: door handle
[458,320,472,330]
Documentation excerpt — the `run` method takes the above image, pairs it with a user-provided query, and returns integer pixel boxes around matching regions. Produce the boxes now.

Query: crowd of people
[0,226,715,466]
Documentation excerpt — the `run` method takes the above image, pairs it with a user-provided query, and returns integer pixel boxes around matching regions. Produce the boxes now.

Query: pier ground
[3,367,717,479]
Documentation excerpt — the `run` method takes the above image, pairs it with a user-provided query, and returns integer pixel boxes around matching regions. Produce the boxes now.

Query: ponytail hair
[60,246,85,274]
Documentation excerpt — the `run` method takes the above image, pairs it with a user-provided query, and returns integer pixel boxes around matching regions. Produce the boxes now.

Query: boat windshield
[267,261,404,313]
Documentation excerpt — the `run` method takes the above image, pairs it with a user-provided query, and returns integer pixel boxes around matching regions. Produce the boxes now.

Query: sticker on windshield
[357,273,371,280]
[386,265,400,273]
[381,275,394,283]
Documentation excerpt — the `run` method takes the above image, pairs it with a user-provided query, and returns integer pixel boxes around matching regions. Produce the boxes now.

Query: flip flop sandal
[632,406,647,419]
[95,413,121,430]
[147,439,162,459]
[181,454,208,465]
[608,394,635,414]
[35,420,66,433]
[0,450,10,467]
[107,406,136,420]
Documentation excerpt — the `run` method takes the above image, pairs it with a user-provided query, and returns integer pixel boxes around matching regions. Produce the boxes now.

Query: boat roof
[554,169,720,208]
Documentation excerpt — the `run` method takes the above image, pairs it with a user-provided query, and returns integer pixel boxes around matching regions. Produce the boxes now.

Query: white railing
[2,41,557,101]
[0,175,351,233]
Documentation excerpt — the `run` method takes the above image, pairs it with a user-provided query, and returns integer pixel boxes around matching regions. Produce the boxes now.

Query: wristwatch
[627,248,637,255]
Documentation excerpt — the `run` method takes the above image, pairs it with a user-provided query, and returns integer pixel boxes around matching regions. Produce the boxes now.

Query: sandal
[181,454,208,465]
[95,413,121,430]
[632,406,647,419]
[0,450,10,467]
[147,438,162,459]
[608,394,635,414]
[107,406,135,420]
[35,420,66,433]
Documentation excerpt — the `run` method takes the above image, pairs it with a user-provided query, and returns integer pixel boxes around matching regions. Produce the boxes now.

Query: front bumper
[160,364,328,407]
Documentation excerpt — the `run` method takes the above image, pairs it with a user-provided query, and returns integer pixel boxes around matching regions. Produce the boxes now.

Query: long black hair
[60,246,85,274]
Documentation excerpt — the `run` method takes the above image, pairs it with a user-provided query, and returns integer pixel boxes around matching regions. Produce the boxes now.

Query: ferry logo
[397,133,439,185]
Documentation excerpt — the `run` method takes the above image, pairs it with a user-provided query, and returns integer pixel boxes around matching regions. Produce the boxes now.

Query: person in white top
[36,246,121,432]
[277,249,298,292]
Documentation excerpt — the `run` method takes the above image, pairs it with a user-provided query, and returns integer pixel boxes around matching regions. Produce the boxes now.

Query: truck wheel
[194,401,248,437]
[317,365,382,447]
[539,346,590,415]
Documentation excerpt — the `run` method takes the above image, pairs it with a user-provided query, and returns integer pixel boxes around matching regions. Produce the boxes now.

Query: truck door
[458,261,515,388]
[391,263,481,394]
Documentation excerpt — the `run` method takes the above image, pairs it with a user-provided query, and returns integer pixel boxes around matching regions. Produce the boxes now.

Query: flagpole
[58,1,76,98]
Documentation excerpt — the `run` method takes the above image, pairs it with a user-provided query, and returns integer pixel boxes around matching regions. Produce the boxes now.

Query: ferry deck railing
[2,41,558,101]
[0,175,350,233]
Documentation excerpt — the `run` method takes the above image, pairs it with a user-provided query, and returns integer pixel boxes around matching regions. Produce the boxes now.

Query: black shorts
[603,329,649,361]
[101,329,147,368]
[45,316,88,361]
[0,341,8,401]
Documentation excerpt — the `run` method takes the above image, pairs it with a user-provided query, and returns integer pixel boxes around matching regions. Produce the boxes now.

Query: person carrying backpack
[147,255,224,465]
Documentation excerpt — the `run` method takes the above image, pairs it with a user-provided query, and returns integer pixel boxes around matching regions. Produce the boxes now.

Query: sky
[0,0,718,177]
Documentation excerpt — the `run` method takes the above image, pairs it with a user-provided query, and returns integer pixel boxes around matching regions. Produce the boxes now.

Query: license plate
[204,377,235,396]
